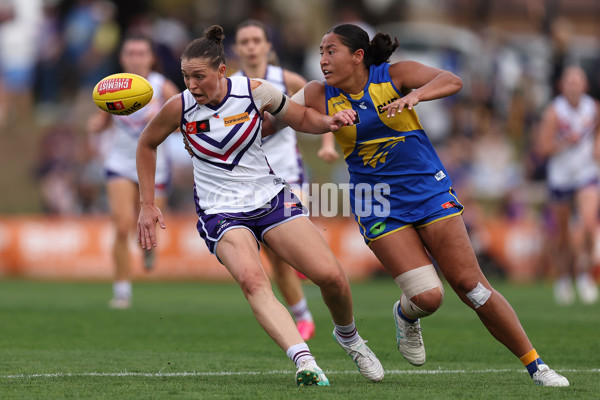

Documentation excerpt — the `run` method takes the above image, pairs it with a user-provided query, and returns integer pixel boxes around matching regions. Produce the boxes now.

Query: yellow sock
[519,349,539,366]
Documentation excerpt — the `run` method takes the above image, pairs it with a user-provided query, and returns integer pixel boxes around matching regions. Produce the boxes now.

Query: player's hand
[330,109,356,131]
[381,93,420,118]
[317,145,340,163]
[137,203,167,250]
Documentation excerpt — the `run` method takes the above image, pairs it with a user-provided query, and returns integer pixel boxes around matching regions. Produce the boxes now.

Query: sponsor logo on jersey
[376,97,399,114]
[332,100,346,107]
[186,120,210,134]
[441,200,458,209]
[97,78,132,95]
[359,102,367,109]
[224,112,250,127]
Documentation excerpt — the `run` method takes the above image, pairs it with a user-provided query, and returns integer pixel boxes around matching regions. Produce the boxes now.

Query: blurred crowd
[2,0,600,277]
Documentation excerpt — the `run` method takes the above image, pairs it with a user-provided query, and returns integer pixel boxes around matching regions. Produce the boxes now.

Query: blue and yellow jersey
[325,63,454,220]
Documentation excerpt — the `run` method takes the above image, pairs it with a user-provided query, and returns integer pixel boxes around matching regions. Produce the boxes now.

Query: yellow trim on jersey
[328,94,356,158]
[369,82,423,132]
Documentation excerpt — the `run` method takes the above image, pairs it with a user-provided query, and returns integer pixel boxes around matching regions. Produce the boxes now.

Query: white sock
[333,319,360,345]
[286,343,313,368]
[289,298,313,322]
[113,281,131,300]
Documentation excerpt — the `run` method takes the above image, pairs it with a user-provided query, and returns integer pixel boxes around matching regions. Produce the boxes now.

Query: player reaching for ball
[87,33,180,309]
[136,25,383,386]
[231,19,341,341]
[268,23,569,387]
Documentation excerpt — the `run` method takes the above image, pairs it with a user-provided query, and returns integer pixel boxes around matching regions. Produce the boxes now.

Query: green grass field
[0,278,598,399]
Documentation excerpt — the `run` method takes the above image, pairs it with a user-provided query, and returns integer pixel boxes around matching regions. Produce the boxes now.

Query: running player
[232,19,340,340]
[536,65,599,305]
[87,34,180,309]
[136,25,383,386]
[272,23,569,387]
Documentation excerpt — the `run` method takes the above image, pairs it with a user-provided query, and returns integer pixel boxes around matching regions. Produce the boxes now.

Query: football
[92,73,153,116]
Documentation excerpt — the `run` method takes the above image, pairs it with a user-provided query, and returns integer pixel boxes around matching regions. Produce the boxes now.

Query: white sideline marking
[1,368,598,379]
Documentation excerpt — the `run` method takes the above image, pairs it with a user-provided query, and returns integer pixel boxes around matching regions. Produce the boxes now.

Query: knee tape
[466,282,491,308]
[394,264,444,318]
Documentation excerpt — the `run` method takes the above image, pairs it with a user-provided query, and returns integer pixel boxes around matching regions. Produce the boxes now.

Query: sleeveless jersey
[103,71,171,185]
[547,94,599,190]
[231,65,304,183]
[325,63,453,217]
[181,76,285,214]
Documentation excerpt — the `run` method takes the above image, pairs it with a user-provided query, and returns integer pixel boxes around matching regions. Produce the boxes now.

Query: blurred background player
[231,20,340,340]
[536,65,600,305]
[86,33,179,309]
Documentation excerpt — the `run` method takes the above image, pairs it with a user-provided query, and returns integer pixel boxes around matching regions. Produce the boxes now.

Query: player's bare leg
[573,186,599,304]
[264,245,315,340]
[265,217,384,382]
[420,216,568,386]
[107,178,138,308]
[370,228,441,366]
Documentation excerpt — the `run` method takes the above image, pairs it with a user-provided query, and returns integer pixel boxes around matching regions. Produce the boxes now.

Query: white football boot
[532,364,569,387]
[393,300,426,366]
[333,330,384,382]
[295,358,329,387]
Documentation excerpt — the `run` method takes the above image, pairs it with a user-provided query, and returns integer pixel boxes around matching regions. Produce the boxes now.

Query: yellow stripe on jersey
[369,82,424,132]
[328,94,357,158]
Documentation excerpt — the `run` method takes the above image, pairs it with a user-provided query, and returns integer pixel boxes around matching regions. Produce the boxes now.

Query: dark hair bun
[205,25,225,43]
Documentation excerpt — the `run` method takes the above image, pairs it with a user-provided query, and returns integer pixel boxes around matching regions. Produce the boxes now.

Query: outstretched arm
[382,61,462,117]
[136,94,181,250]
[252,79,355,134]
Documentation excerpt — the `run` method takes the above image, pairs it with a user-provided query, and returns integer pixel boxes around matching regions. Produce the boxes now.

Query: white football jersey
[231,65,304,183]
[547,94,599,190]
[181,76,285,214]
[103,71,171,185]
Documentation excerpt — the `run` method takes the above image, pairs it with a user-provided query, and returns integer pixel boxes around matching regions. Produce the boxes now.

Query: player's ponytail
[328,24,398,67]
[368,33,399,66]
[181,25,226,68]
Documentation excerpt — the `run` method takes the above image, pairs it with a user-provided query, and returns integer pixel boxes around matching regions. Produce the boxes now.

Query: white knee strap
[394,264,444,319]
[466,282,491,308]
[394,264,444,299]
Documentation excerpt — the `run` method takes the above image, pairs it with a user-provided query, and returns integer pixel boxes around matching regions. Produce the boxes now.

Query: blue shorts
[195,188,308,257]
[355,188,464,245]
[549,178,598,203]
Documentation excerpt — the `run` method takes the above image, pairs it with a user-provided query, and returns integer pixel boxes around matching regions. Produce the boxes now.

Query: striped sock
[286,343,313,368]
[333,320,360,345]
[520,349,544,377]
[289,298,313,322]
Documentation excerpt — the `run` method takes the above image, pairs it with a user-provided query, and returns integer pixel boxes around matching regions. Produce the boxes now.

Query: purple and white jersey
[103,71,171,185]
[547,94,599,190]
[232,65,304,183]
[181,76,285,214]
